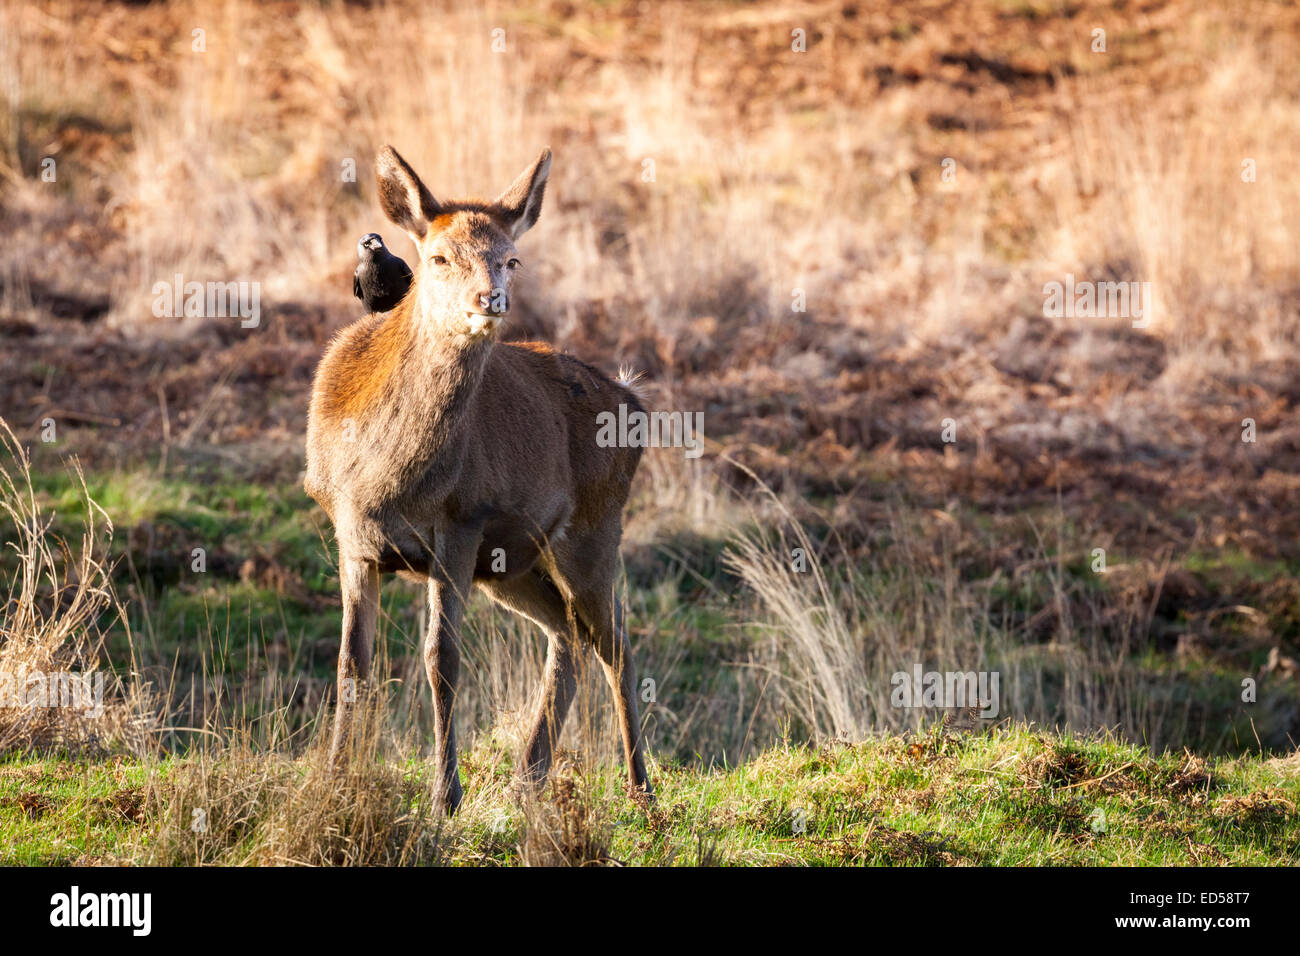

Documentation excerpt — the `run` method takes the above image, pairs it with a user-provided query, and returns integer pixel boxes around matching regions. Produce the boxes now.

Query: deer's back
[463,341,644,533]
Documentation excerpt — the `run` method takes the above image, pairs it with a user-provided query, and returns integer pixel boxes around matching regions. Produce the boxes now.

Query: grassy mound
[2,725,1296,866]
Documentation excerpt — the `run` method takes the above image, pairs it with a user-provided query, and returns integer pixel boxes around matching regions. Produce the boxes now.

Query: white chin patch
[464,313,500,337]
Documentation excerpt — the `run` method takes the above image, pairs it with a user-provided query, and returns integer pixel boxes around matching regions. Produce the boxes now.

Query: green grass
[597,727,1300,866]
[1184,548,1300,585]
[6,459,1300,864]
[0,755,167,865]
[15,465,344,673]
[10,461,1300,754]
[3,727,1296,866]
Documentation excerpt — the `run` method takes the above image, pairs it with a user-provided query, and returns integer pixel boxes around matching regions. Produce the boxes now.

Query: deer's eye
[507,258,521,270]
[430,254,448,266]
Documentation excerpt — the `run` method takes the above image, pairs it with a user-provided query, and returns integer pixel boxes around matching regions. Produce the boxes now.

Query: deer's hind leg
[556,534,652,800]
[480,571,581,787]
[577,588,651,800]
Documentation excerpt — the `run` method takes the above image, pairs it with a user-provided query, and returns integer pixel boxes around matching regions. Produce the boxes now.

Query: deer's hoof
[437,776,464,817]
[627,780,655,810]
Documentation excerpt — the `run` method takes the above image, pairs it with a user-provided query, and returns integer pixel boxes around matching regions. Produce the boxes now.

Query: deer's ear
[493,148,551,239]
[376,146,441,242]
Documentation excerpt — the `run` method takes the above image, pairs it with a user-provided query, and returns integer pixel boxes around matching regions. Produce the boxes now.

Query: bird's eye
[431,254,448,266]
[507,258,521,270]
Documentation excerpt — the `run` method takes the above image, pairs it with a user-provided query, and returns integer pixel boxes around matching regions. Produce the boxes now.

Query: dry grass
[0,419,155,756]
[720,466,1297,753]
[142,697,447,866]
[517,757,616,866]
[723,481,873,740]
[4,0,1294,363]
[2,2,1298,563]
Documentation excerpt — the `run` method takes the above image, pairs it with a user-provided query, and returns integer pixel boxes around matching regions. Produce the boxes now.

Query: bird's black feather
[353,235,413,313]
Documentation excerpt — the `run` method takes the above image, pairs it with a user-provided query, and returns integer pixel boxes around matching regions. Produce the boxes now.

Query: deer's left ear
[493,148,551,239]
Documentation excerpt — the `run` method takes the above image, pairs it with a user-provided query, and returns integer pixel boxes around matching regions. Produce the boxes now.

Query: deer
[304,145,652,814]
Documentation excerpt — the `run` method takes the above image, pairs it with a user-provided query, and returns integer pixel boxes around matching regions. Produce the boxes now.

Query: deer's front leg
[330,556,380,764]
[424,535,478,815]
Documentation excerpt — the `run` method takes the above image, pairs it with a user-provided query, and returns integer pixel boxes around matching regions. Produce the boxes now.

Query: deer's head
[375,145,551,338]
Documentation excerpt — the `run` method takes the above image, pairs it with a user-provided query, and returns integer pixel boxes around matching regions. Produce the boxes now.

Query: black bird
[353,233,413,313]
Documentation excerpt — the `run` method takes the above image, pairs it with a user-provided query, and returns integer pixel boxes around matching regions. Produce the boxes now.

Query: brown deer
[304,145,651,813]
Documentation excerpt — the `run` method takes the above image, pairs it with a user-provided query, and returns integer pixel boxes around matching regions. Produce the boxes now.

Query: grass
[1,428,1297,865]
[9,458,1293,740]
[0,754,159,865]
[7,450,1297,754]
[636,727,1299,866]
[2,440,1297,866]
[2,725,1296,866]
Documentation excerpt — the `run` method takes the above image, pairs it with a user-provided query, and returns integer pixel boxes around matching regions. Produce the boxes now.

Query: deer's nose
[476,288,509,314]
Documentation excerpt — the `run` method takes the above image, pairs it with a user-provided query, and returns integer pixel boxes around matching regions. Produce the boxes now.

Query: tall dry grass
[2,0,1294,396]
[1039,48,1300,385]
[0,419,156,756]
[142,692,449,865]
[720,471,1291,753]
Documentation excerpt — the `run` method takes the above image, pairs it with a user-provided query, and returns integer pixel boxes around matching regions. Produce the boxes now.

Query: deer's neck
[408,304,493,431]
[358,301,493,499]
[415,312,491,420]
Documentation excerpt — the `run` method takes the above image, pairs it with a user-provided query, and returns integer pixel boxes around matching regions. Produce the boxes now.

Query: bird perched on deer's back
[353,233,413,313]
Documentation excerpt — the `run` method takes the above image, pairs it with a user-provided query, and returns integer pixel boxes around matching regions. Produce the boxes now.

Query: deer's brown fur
[304,146,651,813]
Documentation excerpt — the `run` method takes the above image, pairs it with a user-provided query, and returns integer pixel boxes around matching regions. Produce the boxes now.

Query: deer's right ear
[376,146,441,242]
